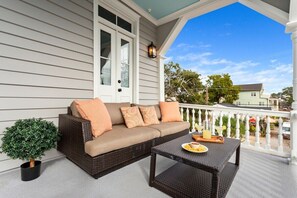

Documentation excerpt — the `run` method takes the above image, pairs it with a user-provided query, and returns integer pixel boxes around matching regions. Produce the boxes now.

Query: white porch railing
[180,103,291,157]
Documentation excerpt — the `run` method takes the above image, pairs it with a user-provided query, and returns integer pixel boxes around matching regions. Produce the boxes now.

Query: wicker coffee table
[149,134,240,198]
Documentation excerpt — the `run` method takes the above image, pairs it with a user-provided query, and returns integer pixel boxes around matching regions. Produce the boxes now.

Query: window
[259,102,264,106]
[99,6,132,33]
[118,17,132,32]
[251,92,256,96]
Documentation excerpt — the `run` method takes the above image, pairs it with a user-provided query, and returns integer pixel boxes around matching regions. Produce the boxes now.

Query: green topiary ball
[0,118,60,162]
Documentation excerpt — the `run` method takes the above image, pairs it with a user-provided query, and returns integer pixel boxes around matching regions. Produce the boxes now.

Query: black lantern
[148,42,157,58]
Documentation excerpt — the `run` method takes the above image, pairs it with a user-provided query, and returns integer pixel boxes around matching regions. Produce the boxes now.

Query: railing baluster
[192,109,196,132]
[211,111,215,135]
[245,115,250,146]
[178,103,291,157]
[265,116,271,150]
[227,113,231,138]
[219,112,223,127]
[180,108,184,121]
[205,110,209,130]
[278,117,283,153]
[235,113,240,139]
[198,109,202,126]
[255,116,260,148]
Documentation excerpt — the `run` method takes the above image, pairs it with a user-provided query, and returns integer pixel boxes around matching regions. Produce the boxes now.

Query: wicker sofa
[57,102,189,179]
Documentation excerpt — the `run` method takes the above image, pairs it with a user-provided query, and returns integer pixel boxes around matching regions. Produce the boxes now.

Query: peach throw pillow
[74,98,112,137]
[139,106,159,125]
[159,102,182,122]
[120,106,145,128]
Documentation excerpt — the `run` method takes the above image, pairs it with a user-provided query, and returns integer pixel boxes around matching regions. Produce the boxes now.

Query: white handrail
[180,103,290,118]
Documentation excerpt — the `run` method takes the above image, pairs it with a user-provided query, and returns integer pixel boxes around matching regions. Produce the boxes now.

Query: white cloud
[164,56,173,63]
[172,52,292,94]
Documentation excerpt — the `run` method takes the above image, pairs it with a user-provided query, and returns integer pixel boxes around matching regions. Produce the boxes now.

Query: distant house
[233,83,271,109]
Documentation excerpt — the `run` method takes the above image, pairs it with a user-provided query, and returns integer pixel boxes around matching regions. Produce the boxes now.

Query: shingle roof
[235,83,263,91]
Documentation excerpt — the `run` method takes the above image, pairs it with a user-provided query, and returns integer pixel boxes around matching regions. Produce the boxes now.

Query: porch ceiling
[126,0,290,25]
[132,0,199,19]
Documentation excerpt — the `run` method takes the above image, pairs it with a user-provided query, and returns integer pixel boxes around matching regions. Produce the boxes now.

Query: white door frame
[93,0,140,103]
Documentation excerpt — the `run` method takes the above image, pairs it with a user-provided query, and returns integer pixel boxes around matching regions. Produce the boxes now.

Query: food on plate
[184,143,207,152]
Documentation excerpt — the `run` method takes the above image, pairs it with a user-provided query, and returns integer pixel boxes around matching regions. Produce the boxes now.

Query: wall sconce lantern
[148,42,157,58]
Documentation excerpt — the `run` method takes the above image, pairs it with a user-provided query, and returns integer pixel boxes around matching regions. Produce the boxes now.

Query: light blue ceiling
[132,0,200,19]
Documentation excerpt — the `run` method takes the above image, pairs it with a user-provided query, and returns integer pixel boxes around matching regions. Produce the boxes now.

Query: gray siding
[0,0,93,172]
[261,0,290,13]
[157,19,179,49]
[139,17,160,105]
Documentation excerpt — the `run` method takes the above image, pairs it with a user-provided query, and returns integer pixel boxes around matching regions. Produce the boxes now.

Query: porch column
[158,55,166,101]
[291,30,297,165]
[287,0,297,165]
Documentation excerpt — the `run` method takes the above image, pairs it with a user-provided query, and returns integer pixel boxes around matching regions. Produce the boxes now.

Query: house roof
[236,83,263,91]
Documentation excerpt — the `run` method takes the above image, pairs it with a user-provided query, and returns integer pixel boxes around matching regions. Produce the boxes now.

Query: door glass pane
[100,58,111,85]
[101,30,111,58]
[100,30,112,86]
[121,39,129,88]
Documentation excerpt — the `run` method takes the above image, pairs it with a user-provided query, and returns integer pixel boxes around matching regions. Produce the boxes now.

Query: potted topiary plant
[0,118,59,181]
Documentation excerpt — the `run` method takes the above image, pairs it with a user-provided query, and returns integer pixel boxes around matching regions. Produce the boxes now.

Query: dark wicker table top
[152,133,240,173]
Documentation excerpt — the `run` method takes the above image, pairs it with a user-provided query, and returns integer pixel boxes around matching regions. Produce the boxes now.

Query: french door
[98,24,133,102]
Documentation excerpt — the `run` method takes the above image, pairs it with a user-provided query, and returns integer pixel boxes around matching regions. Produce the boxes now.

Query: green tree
[0,118,60,167]
[282,86,293,107]
[206,74,240,104]
[165,61,204,104]
[271,86,293,109]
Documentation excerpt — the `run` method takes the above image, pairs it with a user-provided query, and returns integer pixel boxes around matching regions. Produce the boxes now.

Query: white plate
[181,143,208,153]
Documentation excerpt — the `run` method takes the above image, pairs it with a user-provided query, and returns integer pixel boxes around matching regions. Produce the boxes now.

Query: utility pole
[205,86,209,105]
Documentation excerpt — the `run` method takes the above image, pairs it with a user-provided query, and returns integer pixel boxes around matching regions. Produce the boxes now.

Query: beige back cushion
[131,104,161,120]
[70,101,81,117]
[105,102,130,125]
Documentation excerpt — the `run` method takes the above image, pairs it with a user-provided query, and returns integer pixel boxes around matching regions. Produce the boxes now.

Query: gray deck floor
[0,148,296,198]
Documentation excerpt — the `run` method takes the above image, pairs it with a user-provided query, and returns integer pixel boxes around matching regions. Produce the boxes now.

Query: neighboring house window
[251,92,256,96]
[236,102,241,105]
[259,102,264,106]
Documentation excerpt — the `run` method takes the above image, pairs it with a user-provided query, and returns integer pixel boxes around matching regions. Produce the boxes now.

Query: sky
[165,3,292,94]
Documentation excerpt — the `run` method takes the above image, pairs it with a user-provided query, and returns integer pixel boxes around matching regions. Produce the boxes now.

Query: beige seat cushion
[105,102,130,125]
[85,125,160,157]
[148,122,190,137]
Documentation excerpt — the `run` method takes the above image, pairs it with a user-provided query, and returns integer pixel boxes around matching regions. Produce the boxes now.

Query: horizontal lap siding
[139,18,159,105]
[0,0,93,172]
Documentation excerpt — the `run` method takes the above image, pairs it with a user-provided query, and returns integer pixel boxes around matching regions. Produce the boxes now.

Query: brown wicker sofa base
[57,114,189,179]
